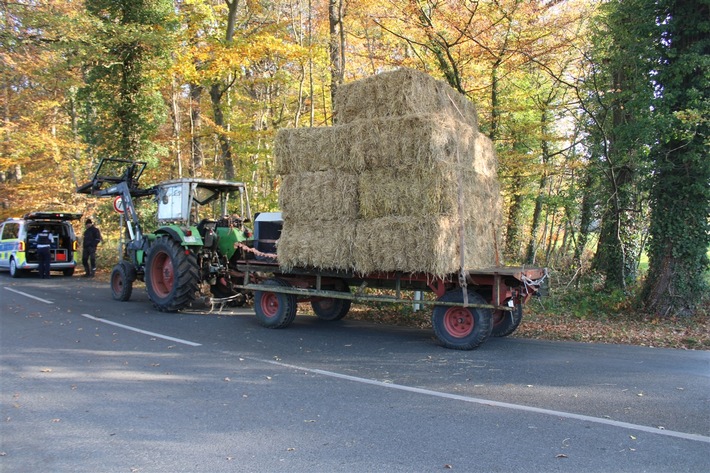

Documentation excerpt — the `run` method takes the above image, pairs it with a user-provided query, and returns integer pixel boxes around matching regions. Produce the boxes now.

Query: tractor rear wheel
[254,278,297,328]
[111,261,136,301]
[431,290,492,350]
[145,236,199,312]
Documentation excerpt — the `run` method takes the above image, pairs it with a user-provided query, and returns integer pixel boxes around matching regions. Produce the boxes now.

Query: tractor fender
[154,225,204,247]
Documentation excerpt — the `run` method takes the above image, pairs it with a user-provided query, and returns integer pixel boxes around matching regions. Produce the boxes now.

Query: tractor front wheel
[432,290,492,350]
[145,236,199,312]
[110,261,136,302]
[254,278,297,328]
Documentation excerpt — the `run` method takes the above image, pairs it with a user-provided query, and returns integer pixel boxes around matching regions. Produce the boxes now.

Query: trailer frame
[230,259,547,350]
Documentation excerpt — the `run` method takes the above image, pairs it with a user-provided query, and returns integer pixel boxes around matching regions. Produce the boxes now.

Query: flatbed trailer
[232,259,547,350]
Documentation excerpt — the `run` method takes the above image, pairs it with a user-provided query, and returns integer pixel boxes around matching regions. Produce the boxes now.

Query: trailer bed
[232,259,547,350]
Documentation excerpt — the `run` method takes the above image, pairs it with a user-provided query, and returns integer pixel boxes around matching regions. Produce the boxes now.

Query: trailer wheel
[311,282,351,321]
[254,278,297,328]
[145,236,199,312]
[110,261,136,302]
[491,300,523,337]
[432,290,492,350]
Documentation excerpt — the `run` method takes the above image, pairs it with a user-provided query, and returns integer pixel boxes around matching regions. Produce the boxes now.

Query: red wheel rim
[260,292,280,318]
[443,307,474,338]
[492,311,505,328]
[112,272,123,293]
[150,251,174,297]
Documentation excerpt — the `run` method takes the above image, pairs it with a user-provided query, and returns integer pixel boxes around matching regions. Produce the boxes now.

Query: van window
[1,223,19,239]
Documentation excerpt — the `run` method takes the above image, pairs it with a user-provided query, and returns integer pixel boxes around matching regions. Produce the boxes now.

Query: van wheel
[9,258,23,278]
[63,268,75,277]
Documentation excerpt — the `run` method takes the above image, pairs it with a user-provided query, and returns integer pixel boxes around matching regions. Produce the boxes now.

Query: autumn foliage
[1,0,707,319]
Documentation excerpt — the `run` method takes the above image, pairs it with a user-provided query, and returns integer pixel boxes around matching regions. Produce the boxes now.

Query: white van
[0,211,82,277]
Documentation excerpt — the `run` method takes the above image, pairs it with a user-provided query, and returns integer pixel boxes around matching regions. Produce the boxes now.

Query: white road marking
[80,314,201,347]
[4,287,53,304]
[252,356,710,445]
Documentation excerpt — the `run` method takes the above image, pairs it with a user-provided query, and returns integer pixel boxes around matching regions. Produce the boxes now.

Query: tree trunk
[170,78,182,178]
[525,110,551,264]
[642,0,709,316]
[210,84,235,180]
[328,0,345,110]
[189,84,204,176]
[209,0,240,180]
[489,63,501,141]
[504,174,525,262]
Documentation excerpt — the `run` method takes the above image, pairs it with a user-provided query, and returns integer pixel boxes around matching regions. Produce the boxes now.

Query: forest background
[1,0,708,346]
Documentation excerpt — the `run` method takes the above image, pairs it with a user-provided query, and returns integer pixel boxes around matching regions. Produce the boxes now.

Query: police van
[0,211,82,277]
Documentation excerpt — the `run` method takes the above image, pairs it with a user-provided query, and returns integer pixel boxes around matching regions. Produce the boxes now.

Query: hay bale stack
[274,68,502,275]
[334,68,478,129]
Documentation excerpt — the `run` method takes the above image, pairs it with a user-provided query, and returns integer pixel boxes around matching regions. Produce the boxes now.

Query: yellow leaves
[178,34,308,84]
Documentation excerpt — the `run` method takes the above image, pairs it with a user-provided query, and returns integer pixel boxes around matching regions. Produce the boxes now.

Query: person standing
[82,219,102,277]
[35,227,53,279]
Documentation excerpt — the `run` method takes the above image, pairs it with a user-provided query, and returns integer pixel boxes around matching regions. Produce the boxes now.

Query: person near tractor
[82,219,102,277]
[35,226,54,279]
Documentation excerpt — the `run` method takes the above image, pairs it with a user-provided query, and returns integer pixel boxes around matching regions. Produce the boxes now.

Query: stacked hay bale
[275,68,502,276]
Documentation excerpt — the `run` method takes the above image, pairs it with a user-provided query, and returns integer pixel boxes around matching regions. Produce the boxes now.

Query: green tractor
[77,158,253,311]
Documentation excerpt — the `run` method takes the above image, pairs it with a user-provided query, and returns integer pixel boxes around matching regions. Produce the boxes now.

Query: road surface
[1,275,708,472]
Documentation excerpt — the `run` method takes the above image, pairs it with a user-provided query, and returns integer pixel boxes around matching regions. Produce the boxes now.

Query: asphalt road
[1,274,709,472]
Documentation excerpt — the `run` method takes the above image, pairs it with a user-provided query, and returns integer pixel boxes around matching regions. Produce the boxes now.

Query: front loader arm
[76,158,156,245]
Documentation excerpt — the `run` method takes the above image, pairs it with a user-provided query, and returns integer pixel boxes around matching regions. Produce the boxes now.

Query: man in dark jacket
[35,226,54,279]
[82,219,102,277]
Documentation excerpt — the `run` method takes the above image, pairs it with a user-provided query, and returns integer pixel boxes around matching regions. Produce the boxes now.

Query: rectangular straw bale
[358,165,463,219]
[350,114,476,170]
[334,68,478,128]
[274,126,362,174]
[358,165,500,219]
[277,219,357,271]
[353,216,461,276]
[353,202,501,276]
[275,114,481,175]
[278,171,358,221]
